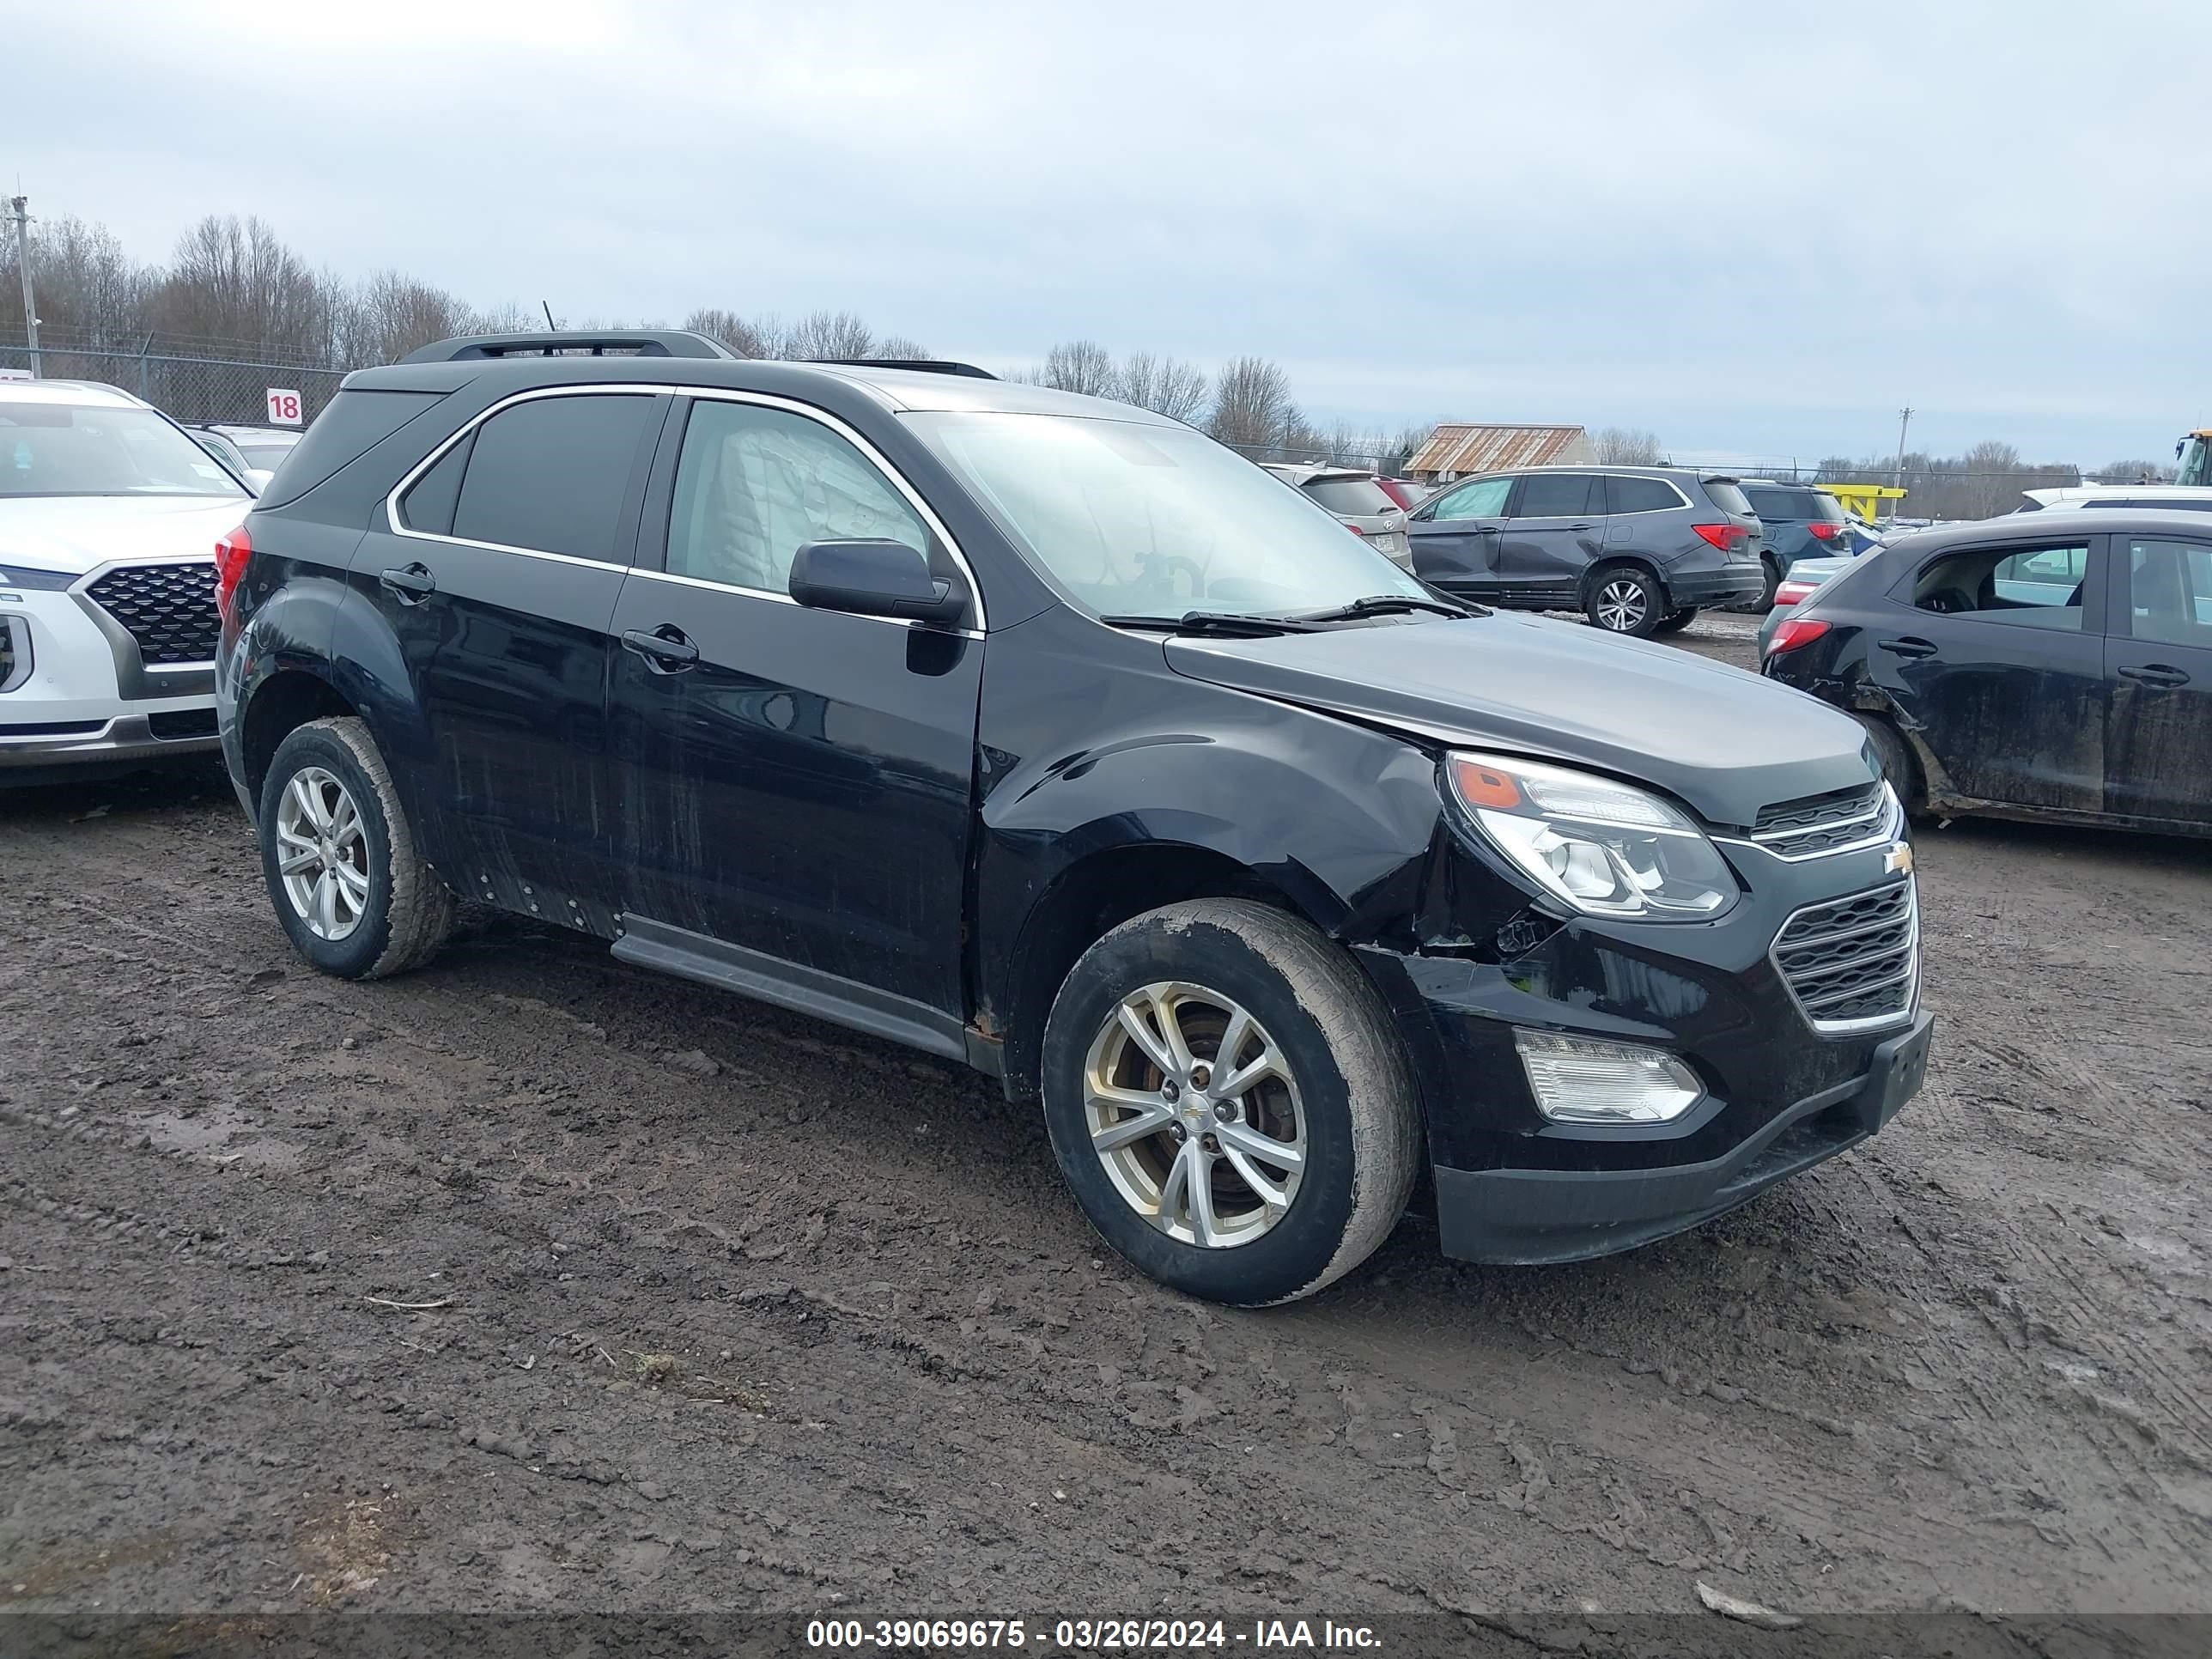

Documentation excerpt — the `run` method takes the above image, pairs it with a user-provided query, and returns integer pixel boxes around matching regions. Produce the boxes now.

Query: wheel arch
[238,665,359,809]
[1582,555,1670,611]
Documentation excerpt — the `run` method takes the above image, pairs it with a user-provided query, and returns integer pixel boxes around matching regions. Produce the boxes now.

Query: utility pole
[9,196,38,377]
[1892,406,1912,490]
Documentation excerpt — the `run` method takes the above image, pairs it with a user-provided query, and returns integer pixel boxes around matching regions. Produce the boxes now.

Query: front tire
[1651,607,1698,636]
[258,716,454,980]
[1041,899,1420,1306]
[1853,714,1925,817]
[1586,565,1663,637]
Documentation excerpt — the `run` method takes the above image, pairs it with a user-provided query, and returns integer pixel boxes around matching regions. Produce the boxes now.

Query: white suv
[2,380,252,782]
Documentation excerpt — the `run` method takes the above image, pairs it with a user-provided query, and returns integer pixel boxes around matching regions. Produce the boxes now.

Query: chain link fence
[1,339,348,428]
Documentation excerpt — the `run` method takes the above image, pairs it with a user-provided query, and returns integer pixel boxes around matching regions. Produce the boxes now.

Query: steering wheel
[1135,552,1207,602]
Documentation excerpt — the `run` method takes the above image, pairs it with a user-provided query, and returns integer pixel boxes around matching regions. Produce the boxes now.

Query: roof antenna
[540,300,558,331]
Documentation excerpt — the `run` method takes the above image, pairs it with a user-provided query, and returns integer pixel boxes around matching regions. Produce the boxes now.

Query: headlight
[0,562,78,592]
[1445,750,1737,920]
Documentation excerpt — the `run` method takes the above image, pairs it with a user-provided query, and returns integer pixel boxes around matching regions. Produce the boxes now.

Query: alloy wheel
[1595,578,1649,631]
[274,766,370,942]
[1082,981,1307,1249]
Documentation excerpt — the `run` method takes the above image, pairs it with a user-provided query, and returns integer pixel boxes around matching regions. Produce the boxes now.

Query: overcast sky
[11,0,2209,465]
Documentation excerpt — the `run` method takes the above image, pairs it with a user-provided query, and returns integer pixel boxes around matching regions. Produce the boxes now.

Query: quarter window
[1427,477,1512,521]
[667,400,927,592]
[447,393,659,562]
[1607,476,1679,514]
[2126,539,2212,646]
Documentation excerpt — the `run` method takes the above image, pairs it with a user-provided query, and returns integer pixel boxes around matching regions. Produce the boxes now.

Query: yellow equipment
[2177,430,2212,488]
[1822,483,1910,522]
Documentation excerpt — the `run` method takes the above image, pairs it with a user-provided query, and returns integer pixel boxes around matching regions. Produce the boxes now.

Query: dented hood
[1164,610,1874,829]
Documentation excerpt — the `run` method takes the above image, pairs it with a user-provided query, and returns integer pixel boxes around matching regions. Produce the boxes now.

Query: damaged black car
[216,331,1932,1306]
[1762,510,2212,837]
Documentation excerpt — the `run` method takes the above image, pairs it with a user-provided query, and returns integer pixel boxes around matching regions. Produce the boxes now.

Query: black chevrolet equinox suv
[215,331,1933,1306]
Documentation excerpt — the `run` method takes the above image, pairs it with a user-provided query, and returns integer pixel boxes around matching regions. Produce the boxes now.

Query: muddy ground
[3,613,2209,1636]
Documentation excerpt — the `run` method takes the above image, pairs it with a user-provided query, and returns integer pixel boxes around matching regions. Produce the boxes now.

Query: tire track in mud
[5,775,2211,1615]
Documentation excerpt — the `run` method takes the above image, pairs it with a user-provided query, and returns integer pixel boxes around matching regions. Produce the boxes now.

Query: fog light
[1513,1030,1705,1125]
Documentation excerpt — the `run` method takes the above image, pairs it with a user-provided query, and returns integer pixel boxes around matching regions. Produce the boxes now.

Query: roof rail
[819,358,998,380]
[399,329,737,364]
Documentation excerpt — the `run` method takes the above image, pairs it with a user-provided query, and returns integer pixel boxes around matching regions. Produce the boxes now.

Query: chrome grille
[1772,879,1917,1032]
[1750,781,1893,859]
[84,562,219,665]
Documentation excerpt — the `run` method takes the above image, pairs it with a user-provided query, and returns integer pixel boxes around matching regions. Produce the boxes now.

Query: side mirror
[788,538,967,624]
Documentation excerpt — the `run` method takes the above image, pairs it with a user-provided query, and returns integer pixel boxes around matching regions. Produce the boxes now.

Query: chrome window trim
[384,381,986,634]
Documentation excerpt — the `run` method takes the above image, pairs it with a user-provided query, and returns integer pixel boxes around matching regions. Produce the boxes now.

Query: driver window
[1427,477,1512,522]
[1911,544,2090,631]
[668,399,927,592]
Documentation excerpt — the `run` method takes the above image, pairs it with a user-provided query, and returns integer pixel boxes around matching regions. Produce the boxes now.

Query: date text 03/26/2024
[805,1618,1383,1650]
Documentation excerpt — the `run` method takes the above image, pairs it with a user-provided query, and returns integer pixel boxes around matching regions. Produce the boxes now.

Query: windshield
[1,402,248,499]
[907,412,1428,617]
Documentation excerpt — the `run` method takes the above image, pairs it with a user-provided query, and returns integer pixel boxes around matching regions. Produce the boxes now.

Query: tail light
[1692,523,1748,553]
[1807,521,1844,540]
[1774,579,1820,607]
[1765,617,1830,655]
[215,524,252,625]
[1345,524,1366,536]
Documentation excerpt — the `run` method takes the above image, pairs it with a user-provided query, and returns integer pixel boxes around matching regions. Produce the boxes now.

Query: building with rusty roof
[1406,423,1594,479]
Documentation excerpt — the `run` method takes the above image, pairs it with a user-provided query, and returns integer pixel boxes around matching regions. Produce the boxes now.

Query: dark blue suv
[1740,482,1853,609]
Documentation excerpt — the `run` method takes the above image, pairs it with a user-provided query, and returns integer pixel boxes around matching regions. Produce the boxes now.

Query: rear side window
[1514,474,1594,517]
[1744,488,1810,520]
[1302,477,1395,515]
[1607,476,1679,514]
[1703,479,1754,516]
[398,429,475,536]
[260,390,444,507]
[1809,493,1848,523]
[449,394,659,561]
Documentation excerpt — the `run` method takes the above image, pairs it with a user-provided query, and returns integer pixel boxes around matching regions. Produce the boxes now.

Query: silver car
[1258,464,1413,571]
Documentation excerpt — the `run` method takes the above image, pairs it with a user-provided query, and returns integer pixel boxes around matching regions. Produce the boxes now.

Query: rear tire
[1651,607,1698,636]
[1041,899,1420,1306]
[258,716,454,980]
[1746,556,1783,613]
[1586,565,1664,637]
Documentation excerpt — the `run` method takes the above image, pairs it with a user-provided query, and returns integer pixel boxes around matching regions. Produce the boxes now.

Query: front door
[2105,532,2212,825]
[1407,475,1511,598]
[1875,535,2108,812]
[1496,472,1605,608]
[605,393,984,1022]
[353,388,666,924]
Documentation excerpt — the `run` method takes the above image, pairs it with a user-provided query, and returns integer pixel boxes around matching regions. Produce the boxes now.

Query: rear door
[360,387,666,925]
[603,392,984,1026]
[1407,475,1512,596]
[1875,535,2107,812]
[1496,472,1603,606]
[2105,532,2212,825]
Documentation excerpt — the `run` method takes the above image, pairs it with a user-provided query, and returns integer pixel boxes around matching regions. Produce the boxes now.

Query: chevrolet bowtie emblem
[1884,842,1914,876]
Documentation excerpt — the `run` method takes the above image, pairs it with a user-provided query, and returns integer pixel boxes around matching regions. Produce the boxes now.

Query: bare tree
[873,334,930,360]
[0,214,149,347]
[2093,459,2179,484]
[338,270,477,364]
[785,309,875,361]
[1115,351,1208,422]
[683,307,775,358]
[1036,338,1117,396]
[152,215,332,356]
[1207,356,1303,450]
[1593,426,1663,465]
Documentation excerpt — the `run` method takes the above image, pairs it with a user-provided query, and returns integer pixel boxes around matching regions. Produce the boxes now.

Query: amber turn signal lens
[1449,757,1522,810]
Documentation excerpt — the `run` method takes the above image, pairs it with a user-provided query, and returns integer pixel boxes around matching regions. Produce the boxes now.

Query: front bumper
[0,580,217,781]
[1433,1012,1932,1263]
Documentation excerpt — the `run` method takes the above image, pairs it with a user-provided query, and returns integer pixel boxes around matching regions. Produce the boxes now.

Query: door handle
[2118,663,2190,689]
[622,625,700,673]
[1878,636,1938,659]
[1567,522,1594,531]
[378,562,436,604]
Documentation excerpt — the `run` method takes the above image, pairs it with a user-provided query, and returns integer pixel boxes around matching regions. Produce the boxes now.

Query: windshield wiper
[1101,611,1324,637]
[1293,593,1481,623]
